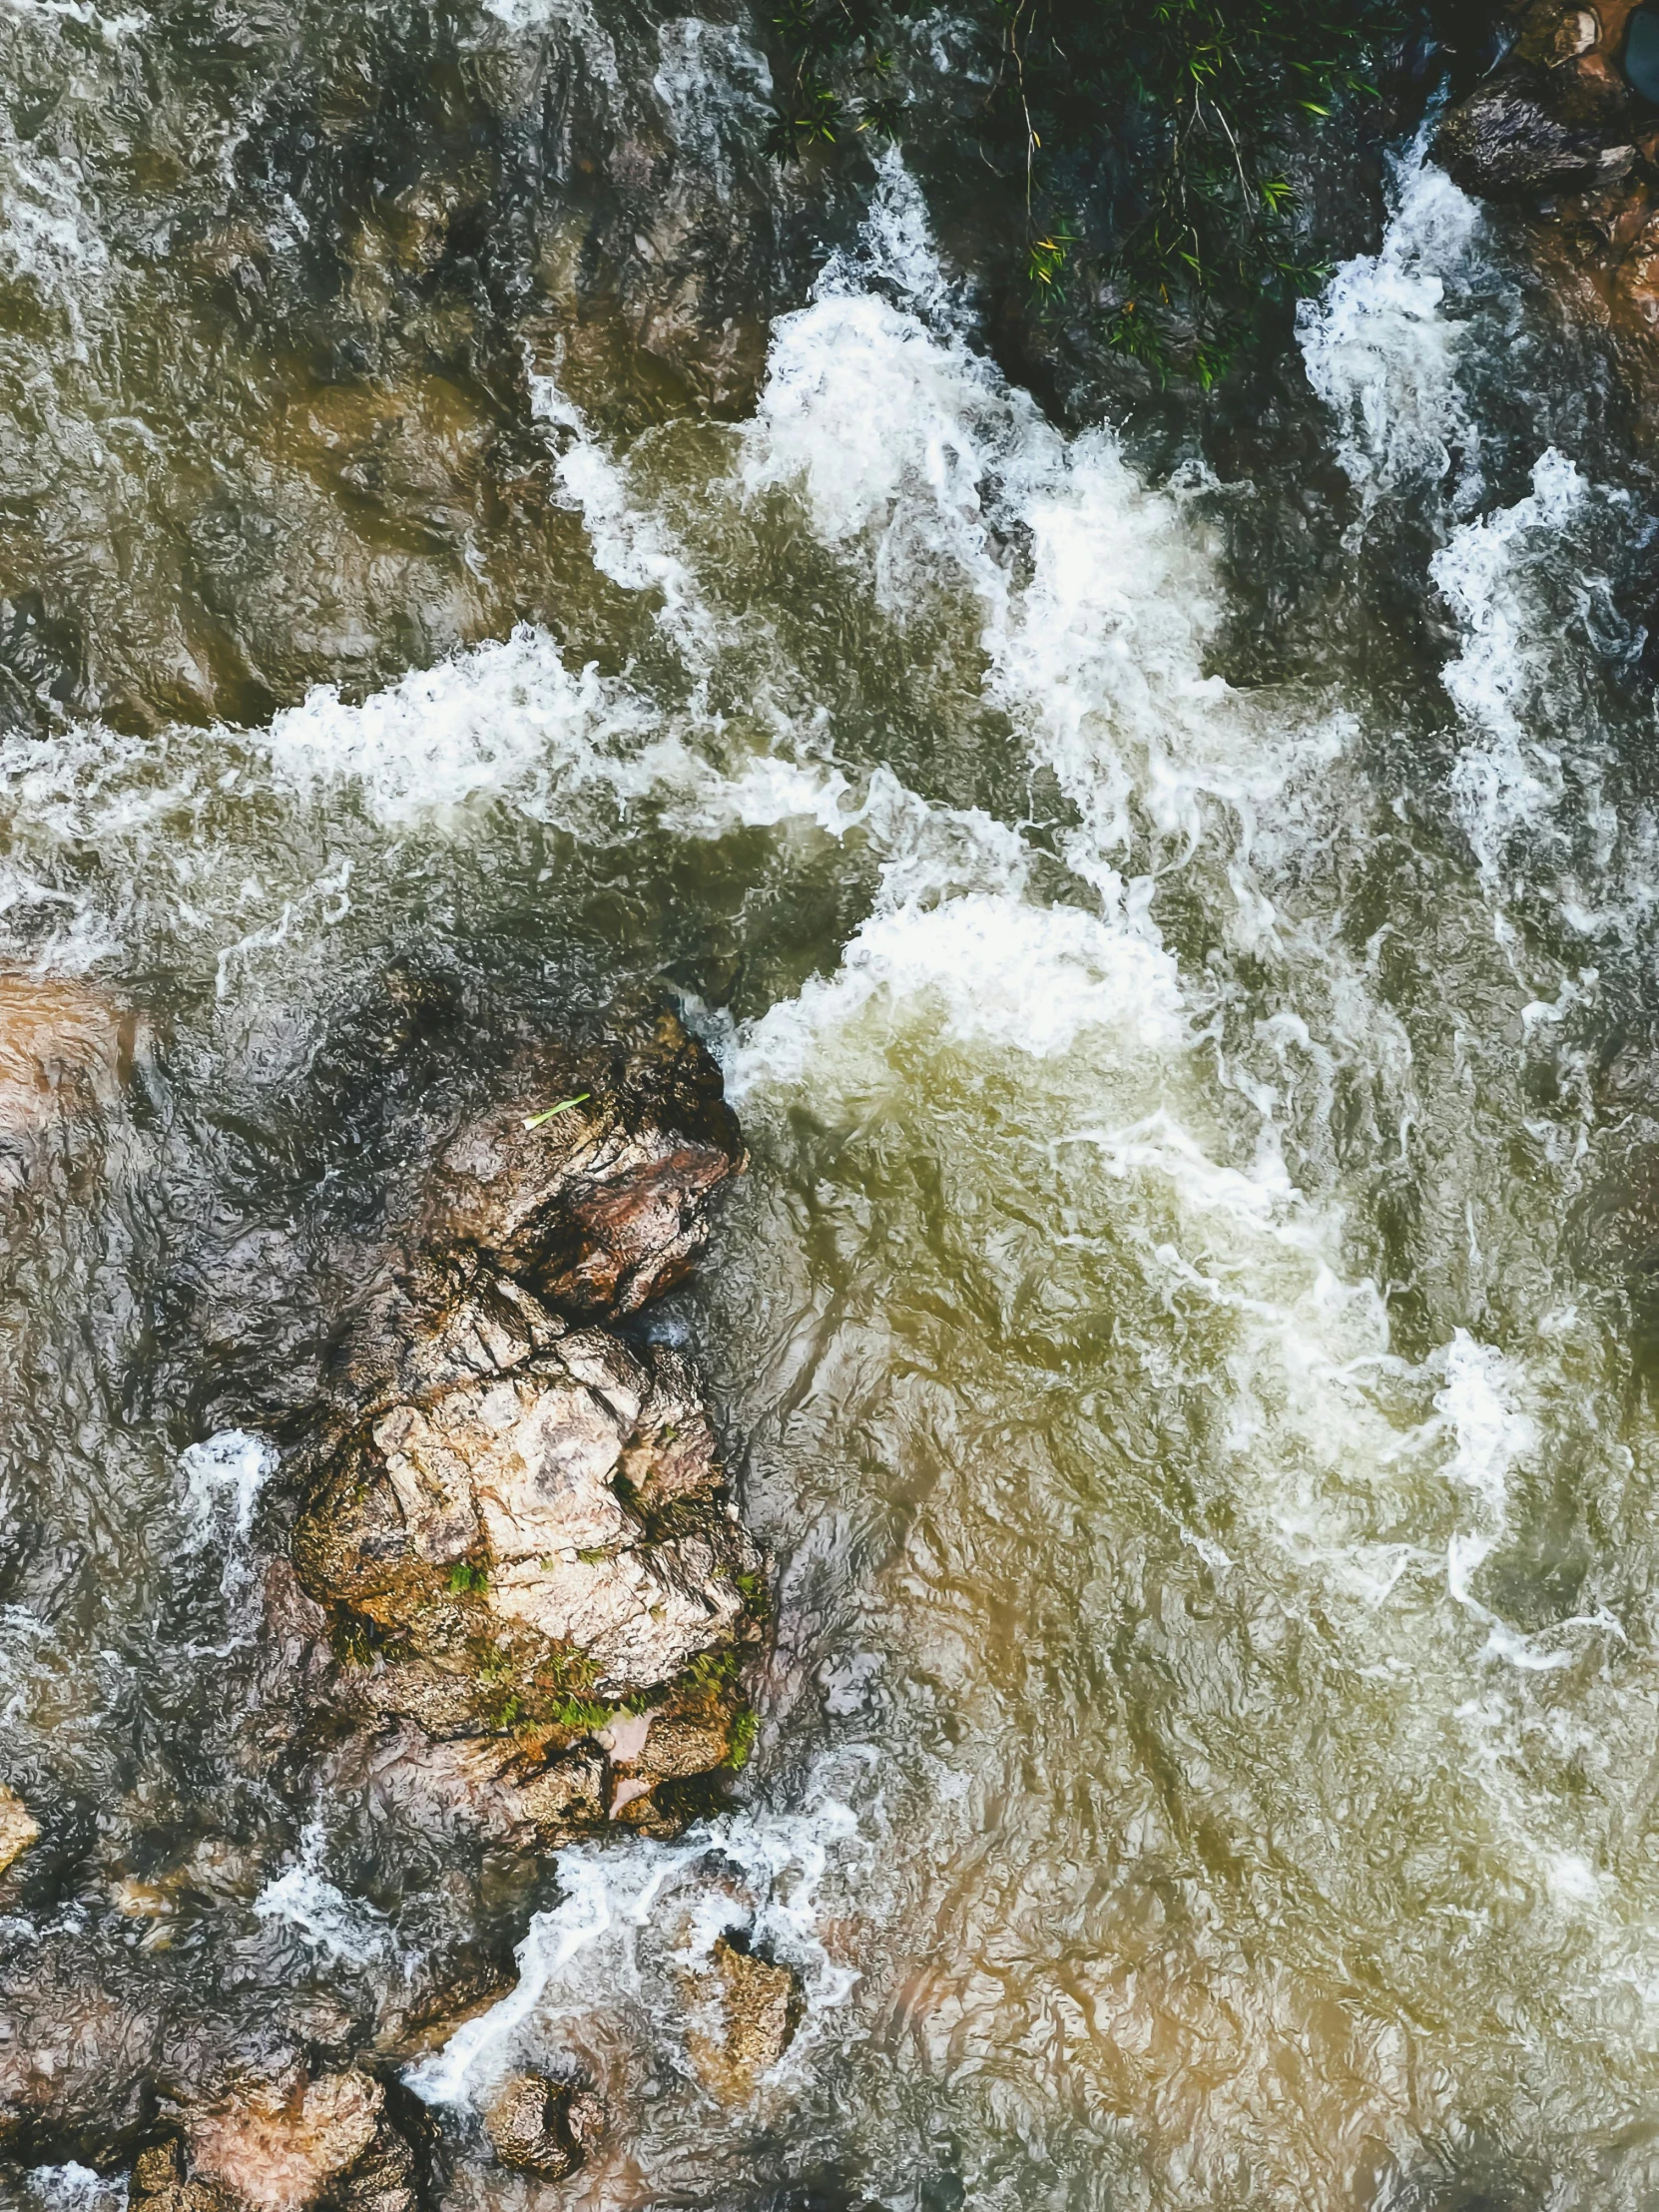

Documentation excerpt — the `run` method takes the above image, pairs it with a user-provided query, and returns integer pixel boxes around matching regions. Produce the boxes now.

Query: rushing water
[8,1,1659,2204]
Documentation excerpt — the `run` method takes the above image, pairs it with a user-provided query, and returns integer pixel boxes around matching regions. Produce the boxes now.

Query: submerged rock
[183,2071,428,2212]
[0,975,141,1137]
[682,1938,802,2104]
[482,2070,605,2179]
[0,1787,38,1877]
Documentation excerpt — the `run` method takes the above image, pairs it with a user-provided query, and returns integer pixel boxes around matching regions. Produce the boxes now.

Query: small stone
[134,2143,186,2197]
[596,1708,654,1763]
[483,2071,605,2179]
[130,2138,230,2212]
[1520,0,1602,66]
[0,1784,39,1875]
[1554,7,1600,63]
[683,1938,802,2103]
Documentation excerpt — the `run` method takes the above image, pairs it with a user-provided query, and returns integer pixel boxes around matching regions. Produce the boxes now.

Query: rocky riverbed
[0,985,800,2201]
[10,0,1659,2205]
[1433,0,1659,416]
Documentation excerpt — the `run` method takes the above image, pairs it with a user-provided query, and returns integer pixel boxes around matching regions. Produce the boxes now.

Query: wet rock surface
[287,1005,761,1850]
[0,975,143,1142]
[0,1002,763,2194]
[0,1787,37,1878]
[682,1937,802,2104]
[0,0,860,734]
[184,2071,429,2212]
[416,1009,745,1318]
[1435,60,1621,197]
[481,2070,605,2178]
[1431,0,1659,408]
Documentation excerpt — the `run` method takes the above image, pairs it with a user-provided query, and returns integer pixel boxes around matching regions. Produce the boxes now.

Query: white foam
[652,19,772,202]
[1433,450,1590,898]
[478,0,619,79]
[179,1428,276,1549]
[407,1795,859,2108]
[252,1822,395,1967]
[529,377,714,658]
[0,0,146,32]
[0,145,110,321]
[25,2166,126,2212]
[261,625,677,828]
[744,285,1020,556]
[1298,134,1483,503]
[814,145,974,335]
[1435,448,1587,743]
[731,891,1185,1097]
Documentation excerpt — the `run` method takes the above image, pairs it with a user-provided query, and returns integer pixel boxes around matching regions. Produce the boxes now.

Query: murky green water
[6,4,1659,2205]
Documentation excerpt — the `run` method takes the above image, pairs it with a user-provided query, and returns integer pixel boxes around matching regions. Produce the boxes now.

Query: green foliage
[727,1707,760,1770]
[521,1093,590,1131]
[552,1694,612,1733]
[1004,0,1400,370]
[334,1617,376,1667]
[684,1646,742,1694]
[764,0,917,152]
[446,1558,489,1595]
[767,0,1401,380]
[531,1643,601,1696]
[1027,225,1080,296]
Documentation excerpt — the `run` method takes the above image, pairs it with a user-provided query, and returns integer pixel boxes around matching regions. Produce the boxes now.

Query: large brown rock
[1434,60,1621,196]
[184,2070,427,2212]
[481,2070,605,2179]
[420,1009,745,1318]
[682,1938,802,2104]
[287,1008,762,1851]
[295,1276,757,1683]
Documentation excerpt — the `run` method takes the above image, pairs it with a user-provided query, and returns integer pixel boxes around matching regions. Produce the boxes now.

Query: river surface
[6,3,1659,2207]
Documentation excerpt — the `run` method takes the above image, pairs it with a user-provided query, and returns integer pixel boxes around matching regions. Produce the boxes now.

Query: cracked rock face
[296,1285,760,1702]
[418,1006,746,1319]
[289,1007,762,1850]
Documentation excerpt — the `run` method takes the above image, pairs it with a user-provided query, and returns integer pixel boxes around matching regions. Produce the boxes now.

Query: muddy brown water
[5,5,1659,2206]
